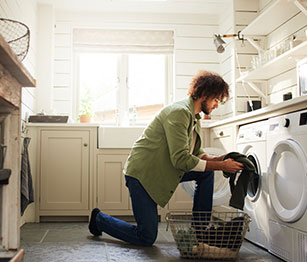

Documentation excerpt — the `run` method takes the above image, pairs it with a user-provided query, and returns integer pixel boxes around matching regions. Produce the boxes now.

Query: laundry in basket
[166,211,251,260]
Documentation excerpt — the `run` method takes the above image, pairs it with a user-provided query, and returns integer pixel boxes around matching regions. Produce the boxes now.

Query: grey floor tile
[20,222,284,262]
[20,229,49,243]
[21,242,107,262]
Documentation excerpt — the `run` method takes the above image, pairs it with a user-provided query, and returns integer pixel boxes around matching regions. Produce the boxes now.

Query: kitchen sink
[98,126,145,148]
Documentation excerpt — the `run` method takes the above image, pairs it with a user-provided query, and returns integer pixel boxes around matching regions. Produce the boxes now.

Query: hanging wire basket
[0,18,30,61]
[166,211,251,260]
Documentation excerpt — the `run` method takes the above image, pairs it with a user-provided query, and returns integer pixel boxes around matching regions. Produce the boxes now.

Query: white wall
[51,11,222,119]
[0,0,37,124]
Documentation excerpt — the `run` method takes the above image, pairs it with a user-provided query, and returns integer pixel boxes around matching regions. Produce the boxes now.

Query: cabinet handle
[219,131,224,137]
[83,143,88,147]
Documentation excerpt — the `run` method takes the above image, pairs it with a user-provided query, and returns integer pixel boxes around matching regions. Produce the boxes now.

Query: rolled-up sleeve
[191,159,207,171]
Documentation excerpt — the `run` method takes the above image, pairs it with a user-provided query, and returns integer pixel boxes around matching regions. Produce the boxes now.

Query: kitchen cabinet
[209,125,237,213]
[210,125,236,153]
[168,184,193,210]
[39,129,90,214]
[96,153,130,212]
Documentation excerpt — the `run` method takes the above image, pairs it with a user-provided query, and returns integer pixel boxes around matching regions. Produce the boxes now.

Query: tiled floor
[20,222,283,262]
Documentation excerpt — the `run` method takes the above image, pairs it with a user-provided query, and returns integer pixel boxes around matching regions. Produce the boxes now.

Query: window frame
[73,50,173,125]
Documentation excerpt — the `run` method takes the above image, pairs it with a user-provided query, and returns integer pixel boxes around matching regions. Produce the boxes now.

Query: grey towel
[21,137,34,215]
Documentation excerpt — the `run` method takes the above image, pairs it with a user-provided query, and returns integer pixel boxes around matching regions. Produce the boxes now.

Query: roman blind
[73,29,174,54]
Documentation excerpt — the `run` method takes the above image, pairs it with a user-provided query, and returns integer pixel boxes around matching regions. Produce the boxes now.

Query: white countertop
[26,122,101,127]
[201,95,307,128]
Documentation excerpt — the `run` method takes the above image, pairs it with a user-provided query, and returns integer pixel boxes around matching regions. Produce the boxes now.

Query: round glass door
[181,147,230,206]
[246,153,260,201]
[268,139,307,222]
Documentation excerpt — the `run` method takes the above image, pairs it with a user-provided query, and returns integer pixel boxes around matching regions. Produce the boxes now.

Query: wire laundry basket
[0,18,30,61]
[166,211,251,260]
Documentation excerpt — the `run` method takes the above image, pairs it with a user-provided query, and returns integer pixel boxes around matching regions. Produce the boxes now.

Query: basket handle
[165,212,171,231]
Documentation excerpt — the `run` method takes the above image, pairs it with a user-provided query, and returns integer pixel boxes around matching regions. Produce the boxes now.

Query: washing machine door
[240,146,262,203]
[268,139,307,222]
[246,152,262,203]
[181,147,230,206]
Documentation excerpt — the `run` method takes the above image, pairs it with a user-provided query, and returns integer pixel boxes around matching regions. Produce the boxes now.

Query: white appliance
[266,109,307,262]
[236,120,270,250]
[181,147,231,208]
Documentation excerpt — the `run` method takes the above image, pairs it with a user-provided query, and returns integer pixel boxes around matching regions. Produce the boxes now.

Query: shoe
[89,208,102,236]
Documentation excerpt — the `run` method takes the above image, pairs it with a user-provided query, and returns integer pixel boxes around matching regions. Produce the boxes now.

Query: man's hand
[205,158,244,172]
[201,154,226,161]
[222,158,244,173]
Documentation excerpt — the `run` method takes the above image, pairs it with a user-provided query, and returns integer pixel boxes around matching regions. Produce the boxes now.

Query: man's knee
[140,229,158,246]
[142,236,157,246]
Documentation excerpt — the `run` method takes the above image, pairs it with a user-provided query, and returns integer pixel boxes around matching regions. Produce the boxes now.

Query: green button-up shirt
[124,96,205,207]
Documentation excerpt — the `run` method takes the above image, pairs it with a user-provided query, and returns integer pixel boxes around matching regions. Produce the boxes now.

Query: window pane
[79,53,118,124]
[128,54,165,123]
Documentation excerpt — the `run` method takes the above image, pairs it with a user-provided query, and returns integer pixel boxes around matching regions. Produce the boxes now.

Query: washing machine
[236,120,270,250]
[266,109,307,262]
[181,147,231,210]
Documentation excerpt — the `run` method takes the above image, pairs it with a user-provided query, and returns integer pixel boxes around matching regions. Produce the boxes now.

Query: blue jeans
[96,171,214,246]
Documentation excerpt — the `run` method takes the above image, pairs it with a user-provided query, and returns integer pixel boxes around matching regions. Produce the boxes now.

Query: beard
[201,100,210,115]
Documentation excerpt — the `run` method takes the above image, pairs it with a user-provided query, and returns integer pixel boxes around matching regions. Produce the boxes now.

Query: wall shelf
[0,34,35,87]
[236,41,307,82]
[241,0,300,36]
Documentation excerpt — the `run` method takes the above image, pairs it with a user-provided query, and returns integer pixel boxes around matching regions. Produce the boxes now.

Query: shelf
[241,0,299,36]
[0,34,35,87]
[236,41,307,82]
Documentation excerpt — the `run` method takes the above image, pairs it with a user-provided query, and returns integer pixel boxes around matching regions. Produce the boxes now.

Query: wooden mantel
[0,34,35,87]
[0,33,35,260]
[0,33,36,109]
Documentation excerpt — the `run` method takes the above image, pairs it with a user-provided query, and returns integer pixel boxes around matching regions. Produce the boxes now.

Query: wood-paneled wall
[52,11,221,119]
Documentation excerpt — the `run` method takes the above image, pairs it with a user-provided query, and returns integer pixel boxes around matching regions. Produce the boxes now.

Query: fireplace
[0,33,35,259]
[0,121,11,186]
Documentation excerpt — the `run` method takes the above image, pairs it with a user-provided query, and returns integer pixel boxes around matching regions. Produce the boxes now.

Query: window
[73,29,174,125]
[76,52,170,125]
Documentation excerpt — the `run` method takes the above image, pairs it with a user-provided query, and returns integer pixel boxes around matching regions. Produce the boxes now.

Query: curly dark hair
[188,70,229,103]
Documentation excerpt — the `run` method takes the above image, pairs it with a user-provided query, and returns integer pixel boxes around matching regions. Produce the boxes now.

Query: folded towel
[21,137,34,215]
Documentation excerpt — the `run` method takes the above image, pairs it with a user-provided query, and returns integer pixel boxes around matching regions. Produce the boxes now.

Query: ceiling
[37,0,232,15]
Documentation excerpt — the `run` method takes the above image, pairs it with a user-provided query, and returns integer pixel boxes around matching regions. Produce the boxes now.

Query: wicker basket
[0,18,30,61]
[166,211,251,260]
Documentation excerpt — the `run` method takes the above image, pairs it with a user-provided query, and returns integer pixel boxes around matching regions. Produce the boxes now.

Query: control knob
[284,118,290,128]
[255,130,262,137]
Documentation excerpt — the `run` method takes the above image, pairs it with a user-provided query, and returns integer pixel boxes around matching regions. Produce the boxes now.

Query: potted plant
[79,101,93,123]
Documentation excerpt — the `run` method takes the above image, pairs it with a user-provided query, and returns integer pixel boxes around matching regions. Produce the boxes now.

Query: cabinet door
[168,184,193,210]
[97,154,129,210]
[40,130,89,210]
[210,125,235,152]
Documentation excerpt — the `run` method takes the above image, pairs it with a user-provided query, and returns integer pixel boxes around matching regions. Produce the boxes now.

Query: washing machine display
[267,109,307,262]
[237,120,269,250]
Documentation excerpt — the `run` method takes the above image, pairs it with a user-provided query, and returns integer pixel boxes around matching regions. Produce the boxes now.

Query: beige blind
[73,29,174,54]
